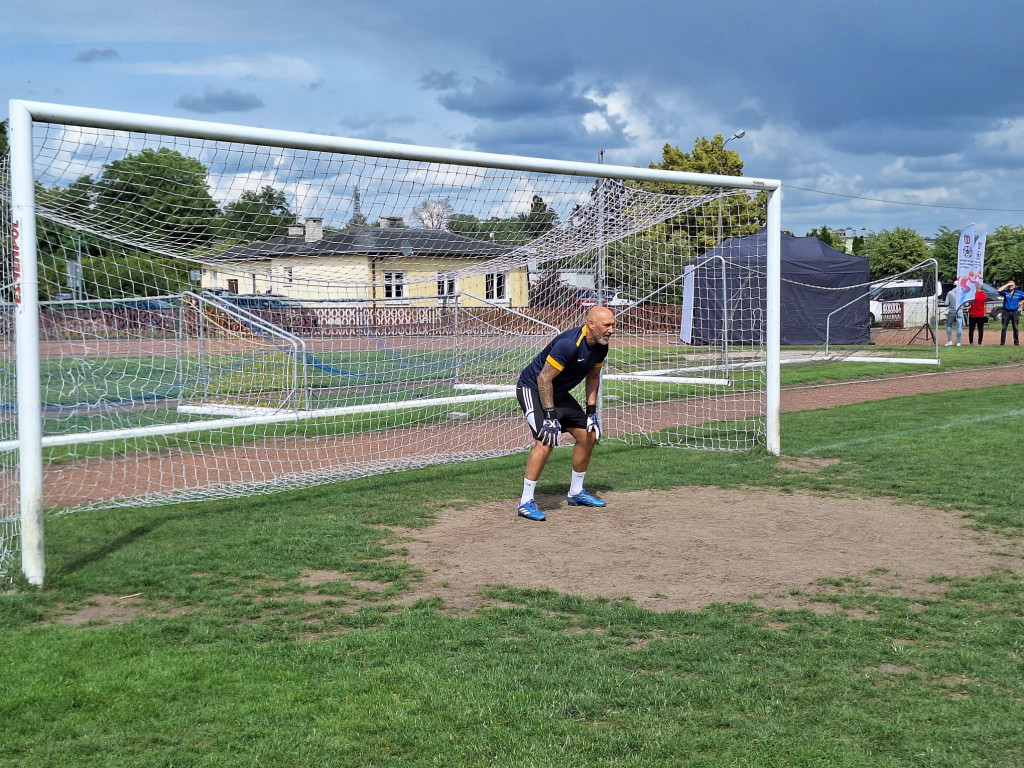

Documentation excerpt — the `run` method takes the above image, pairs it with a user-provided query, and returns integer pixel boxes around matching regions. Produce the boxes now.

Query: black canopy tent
[687,229,870,346]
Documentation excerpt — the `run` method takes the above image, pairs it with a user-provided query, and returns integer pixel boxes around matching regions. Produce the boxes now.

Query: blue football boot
[517,499,546,521]
[566,489,606,507]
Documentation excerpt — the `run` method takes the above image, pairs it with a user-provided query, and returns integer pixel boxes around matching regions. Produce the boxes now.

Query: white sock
[569,471,586,497]
[520,479,537,506]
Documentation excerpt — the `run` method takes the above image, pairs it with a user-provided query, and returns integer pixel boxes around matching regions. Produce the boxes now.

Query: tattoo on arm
[538,363,558,411]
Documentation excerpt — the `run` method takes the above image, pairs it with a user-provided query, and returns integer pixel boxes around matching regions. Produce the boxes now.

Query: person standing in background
[943,286,964,347]
[996,281,1024,345]
[967,286,988,346]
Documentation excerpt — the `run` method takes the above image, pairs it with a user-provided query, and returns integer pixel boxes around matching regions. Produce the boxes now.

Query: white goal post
[5,99,782,585]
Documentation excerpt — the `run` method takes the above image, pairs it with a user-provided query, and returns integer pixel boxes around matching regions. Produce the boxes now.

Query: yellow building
[200,218,529,309]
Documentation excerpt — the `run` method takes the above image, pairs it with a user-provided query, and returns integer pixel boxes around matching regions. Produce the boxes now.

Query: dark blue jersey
[517,325,608,396]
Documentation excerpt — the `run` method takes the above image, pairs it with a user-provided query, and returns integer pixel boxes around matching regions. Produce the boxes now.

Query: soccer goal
[3,100,781,584]
[806,258,941,366]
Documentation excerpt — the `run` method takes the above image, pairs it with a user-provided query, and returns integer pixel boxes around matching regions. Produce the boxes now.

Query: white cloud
[582,112,610,134]
[399,163,486,192]
[976,117,1024,160]
[583,84,664,163]
[132,55,320,82]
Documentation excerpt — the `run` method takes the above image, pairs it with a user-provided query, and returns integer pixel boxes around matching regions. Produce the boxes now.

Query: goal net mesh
[1,121,770,578]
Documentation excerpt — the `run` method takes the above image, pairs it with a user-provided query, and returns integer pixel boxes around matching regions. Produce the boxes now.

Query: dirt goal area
[396,364,1024,614]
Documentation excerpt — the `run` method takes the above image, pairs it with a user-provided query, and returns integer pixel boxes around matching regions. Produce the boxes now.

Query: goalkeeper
[514,306,616,521]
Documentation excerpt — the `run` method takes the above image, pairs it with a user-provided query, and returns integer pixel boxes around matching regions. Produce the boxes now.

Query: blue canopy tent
[688,229,870,346]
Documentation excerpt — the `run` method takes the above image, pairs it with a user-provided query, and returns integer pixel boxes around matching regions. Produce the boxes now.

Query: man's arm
[536,362,560,411]
[584,365,602,407]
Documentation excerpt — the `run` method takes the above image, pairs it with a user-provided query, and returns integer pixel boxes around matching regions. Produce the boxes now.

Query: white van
[868,279,941,328]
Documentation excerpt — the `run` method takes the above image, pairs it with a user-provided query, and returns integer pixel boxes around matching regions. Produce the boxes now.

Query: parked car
[868,279,941,327]
[113,298,175,311]
[576,288,630,308]
[219,294,319,332]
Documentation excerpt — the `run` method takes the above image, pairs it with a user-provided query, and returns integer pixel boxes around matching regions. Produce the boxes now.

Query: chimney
[380,215,404,229]
[288,223,304,237]
[304,217,323,242]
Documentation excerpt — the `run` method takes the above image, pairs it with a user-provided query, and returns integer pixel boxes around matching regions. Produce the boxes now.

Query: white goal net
[3,101,781,583]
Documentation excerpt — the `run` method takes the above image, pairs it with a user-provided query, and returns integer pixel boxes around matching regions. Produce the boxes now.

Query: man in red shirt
[967,288,988,346]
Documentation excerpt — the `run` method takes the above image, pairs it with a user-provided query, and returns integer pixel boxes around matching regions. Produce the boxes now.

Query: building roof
[207,226,512,263]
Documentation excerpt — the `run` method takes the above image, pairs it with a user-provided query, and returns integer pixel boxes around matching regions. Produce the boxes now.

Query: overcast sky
[3,0,1023,239]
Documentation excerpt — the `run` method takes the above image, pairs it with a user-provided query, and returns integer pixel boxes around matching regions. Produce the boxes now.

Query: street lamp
[724,130,746,149]
[718,130,745,242]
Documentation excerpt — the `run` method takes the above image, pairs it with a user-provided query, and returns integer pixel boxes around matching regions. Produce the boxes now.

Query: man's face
[589,311,616,346]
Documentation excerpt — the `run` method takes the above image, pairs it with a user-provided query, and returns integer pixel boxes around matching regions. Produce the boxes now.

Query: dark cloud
[420,70,461,91]
[436,78,597,120]
[175,87,264,114]
[462,113,630,162]
[484,46,581,87]
[73,48,119,63]
[420,66,630,159]
[825,120,974,158]
[337,113,417,143]
[722,4,1024,136]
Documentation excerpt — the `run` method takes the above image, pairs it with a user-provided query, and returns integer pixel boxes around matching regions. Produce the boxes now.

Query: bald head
[586,305,616,346]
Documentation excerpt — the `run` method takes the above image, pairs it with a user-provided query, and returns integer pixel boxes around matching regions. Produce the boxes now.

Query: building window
[384,271,406,299]
[285,266,294,285]
[437,274,457,300]
[485,272,508,301]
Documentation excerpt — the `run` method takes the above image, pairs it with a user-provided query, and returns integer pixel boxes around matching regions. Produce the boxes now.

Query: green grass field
[2,358,1023,766]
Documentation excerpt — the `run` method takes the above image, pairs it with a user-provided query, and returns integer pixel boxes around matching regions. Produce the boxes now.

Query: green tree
[33,180,105,301]
[215,186,294,243]
[93,147,219,249]
[866,227,931,279]
[646,134,765,251]
[518,194,558,239]
[448,194,558,245]
[651,134,745,178]
[985,225,1024,285]
[930,226,960,282]
[805,225,848,252]
[0,119,8,157]
[29,168,194,301]
[82,251,190,299]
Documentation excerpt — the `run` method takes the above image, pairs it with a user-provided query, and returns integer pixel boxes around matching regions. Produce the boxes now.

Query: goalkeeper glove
[538,409,561,447]
[586,404,602,443]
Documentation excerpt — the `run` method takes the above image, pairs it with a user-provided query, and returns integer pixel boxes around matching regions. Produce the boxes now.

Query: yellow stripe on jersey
[575,327,587,346]
[546,355,564,371]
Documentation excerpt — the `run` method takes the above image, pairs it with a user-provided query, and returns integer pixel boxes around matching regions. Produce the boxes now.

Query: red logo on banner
[11,221,21,305]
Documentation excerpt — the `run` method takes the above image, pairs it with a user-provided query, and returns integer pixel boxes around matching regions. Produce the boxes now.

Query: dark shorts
[516,386,587,439]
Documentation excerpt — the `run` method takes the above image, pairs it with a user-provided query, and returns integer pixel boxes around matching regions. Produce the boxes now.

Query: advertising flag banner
[954,225,984,309]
